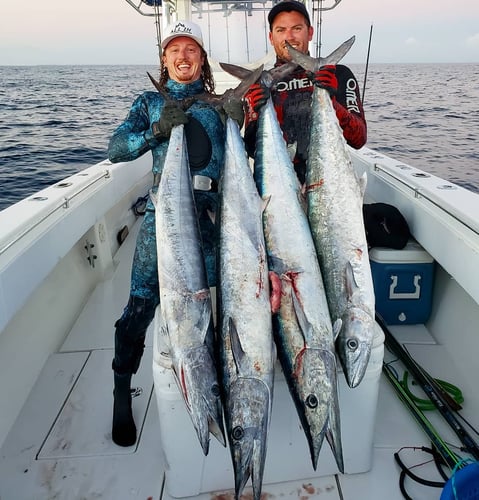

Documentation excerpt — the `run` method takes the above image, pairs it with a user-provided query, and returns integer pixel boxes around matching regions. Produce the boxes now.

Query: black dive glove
[222,98,245,128]
[151,102,189,138]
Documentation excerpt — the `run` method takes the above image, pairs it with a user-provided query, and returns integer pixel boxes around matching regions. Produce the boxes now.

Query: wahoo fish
[221,60,343,471]
[255,94,343,472]
[217,117,275,500]
[287,38,376,388]
[154,124,225,455]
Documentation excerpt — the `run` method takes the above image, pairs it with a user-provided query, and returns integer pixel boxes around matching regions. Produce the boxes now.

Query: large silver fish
[154,124,225,455]
[217,117,275,500]
[287,38,376,388]
[255,92,343,472]
[221,60,343,471]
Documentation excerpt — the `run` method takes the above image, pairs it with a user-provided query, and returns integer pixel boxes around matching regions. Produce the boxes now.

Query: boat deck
[1,218,477,500]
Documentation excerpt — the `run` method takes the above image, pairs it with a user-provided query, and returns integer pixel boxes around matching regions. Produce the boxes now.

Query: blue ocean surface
[0,63,478,211]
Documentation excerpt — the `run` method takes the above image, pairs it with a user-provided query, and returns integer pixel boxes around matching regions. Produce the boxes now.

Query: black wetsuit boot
[112,371,136,447]
[111,295,157,447]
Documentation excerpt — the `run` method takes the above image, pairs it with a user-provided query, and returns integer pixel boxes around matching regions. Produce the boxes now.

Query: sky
[1,0,478,65]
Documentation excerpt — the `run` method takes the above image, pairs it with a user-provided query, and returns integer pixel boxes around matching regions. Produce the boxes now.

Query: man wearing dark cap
[244,0,367,185]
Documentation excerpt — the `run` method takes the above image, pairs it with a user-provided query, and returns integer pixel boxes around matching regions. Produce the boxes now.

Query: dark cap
[268,1,311,30]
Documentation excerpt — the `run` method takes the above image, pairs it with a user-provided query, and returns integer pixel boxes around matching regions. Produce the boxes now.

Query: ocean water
[1,63,478,211]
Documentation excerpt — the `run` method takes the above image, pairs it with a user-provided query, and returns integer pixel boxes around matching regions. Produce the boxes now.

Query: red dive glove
[244,83,270,122]
[311,65,338,95]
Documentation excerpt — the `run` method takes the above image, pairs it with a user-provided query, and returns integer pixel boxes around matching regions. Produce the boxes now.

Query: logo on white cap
[161,20,204,49]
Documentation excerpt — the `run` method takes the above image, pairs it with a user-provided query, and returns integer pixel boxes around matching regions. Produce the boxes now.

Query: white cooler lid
[369,240,434,264]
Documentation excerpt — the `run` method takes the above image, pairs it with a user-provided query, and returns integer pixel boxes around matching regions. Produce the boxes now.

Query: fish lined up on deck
[153,124,225,455]
[221,61,343,472]
[217,116,275,500]
[286,38,376,389]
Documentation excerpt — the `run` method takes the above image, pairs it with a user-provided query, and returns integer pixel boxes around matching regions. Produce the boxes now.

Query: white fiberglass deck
[0,218,476,500]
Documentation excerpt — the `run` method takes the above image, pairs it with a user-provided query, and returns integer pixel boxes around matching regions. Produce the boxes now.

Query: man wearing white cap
[107,20,243,447]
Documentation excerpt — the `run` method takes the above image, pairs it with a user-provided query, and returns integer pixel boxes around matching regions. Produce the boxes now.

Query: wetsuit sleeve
[108,95,159,163]
[333,65,367,149]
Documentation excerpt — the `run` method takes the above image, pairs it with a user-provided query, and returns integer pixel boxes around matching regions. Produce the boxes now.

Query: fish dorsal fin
[228,317,246,375]
[332,319,342,341]
[262,194,272,213]
[344,261,360,301]
[289,276,310,345]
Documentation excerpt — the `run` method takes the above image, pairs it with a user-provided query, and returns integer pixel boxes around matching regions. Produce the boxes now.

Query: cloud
[405,37,418,46]
[466,33,479,47]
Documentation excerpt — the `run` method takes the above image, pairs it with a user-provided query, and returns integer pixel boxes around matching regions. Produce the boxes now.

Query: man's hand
[311,65,338,96]
[244,83,270,121]
[151,103,188,138]
[223,98,245,128]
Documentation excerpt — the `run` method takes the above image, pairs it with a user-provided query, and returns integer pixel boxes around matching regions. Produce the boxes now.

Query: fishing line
[362,23,373,104]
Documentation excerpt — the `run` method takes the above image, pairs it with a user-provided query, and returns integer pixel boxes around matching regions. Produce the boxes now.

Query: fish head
[227,377,272,499]
[336,307,374,388]
[172,344,225,454]
[291,347,338,468]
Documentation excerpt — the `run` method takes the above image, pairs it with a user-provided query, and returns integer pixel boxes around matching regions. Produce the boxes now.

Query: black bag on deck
[363,203,410,249]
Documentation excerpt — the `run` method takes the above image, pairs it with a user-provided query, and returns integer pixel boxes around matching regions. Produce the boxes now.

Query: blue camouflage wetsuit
[108,78,225,375]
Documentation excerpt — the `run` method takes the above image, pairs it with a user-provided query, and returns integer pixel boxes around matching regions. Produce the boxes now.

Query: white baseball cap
[161,20,204,50]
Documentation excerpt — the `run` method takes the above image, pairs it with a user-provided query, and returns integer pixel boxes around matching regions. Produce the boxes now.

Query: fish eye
[306,394,318,408]
[211,383,220,397]
[232,426,244,440]
[347,338,359,351]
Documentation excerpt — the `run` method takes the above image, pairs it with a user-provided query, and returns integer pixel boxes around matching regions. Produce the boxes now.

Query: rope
[394,446,450,499]
[401,371,464,411]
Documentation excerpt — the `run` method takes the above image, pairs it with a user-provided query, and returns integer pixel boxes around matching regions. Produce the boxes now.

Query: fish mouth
[172,345,225,454]
[228,378,272,500]
[337,309,375,388]
[288,348,340,470]
[340,340,372,388]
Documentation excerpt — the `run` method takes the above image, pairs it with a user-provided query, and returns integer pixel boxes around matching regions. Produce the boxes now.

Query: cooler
[152,323,384,498]
[369,240,435,325]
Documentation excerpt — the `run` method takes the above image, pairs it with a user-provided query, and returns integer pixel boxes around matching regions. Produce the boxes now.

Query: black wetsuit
[245,63,367,184]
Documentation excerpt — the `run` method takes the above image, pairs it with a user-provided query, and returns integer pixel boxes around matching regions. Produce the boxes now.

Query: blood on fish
[285,271,302,302]
[269,271,282,313]
[304,179,324,192]
[292,346,307,379]
[180,366,190,408]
